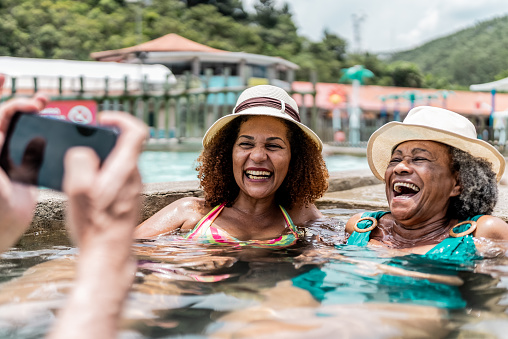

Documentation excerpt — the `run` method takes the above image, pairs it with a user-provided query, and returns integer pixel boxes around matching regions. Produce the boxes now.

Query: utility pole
[126,0,152,45]
[352,13,366,54]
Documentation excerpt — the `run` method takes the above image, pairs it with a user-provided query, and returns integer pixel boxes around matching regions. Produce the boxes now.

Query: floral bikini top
[184,202,301,248]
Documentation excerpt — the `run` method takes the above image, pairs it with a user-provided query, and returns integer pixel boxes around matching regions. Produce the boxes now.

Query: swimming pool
[139,151,369,183]
[1,208,508,338]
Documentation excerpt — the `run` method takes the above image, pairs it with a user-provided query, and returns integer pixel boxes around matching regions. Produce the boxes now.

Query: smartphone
[0,112,118,191]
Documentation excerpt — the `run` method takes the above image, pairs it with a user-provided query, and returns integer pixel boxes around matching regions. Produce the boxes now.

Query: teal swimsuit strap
[424,215,482,261]
[347,211,390,246]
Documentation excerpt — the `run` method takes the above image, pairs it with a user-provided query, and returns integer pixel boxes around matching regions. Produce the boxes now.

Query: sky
[244,0,508,53]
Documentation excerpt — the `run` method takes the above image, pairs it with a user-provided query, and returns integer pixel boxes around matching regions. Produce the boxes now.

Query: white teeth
[245,170,272,179]
[394,182,420,193]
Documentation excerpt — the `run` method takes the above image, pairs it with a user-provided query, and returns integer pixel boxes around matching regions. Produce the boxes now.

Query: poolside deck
[31,168,508,231]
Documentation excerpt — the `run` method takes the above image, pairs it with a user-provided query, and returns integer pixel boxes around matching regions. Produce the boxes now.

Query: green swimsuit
[347,211,482,261]
[291,212,482,309]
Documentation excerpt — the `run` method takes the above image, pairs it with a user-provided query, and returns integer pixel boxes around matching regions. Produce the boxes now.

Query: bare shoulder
[474,215,508,241]
[287,203,324,225]
[134,197,210,238]
[345,213,364,234]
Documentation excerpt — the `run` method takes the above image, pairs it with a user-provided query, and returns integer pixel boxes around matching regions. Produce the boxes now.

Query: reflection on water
[1,210,508,338]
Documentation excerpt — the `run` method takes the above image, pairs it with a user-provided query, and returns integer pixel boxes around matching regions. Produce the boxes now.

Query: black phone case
[0,112,118,191]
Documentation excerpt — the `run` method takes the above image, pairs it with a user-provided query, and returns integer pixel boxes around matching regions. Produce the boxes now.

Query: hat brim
[367,122,506,182]
[202,107,323,151]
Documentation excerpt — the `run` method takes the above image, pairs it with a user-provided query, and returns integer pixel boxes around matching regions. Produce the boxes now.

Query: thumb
[62,147,100,196]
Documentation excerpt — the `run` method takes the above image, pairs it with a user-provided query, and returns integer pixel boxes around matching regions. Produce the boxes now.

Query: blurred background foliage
[0,0,507,89]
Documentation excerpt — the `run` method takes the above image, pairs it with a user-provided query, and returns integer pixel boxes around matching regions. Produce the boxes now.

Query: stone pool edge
[31,169,381,232]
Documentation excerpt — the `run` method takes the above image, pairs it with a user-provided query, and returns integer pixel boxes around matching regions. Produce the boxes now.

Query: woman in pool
[346,106,508,259]
[134,85,329,247]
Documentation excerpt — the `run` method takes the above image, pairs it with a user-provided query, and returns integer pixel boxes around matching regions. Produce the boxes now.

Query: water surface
[1,209,508,338]
[138,151,369,183]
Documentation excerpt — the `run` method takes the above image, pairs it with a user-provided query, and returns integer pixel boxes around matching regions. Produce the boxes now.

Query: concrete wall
[30,169,379,232]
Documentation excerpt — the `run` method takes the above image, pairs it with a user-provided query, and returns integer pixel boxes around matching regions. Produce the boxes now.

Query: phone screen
[0,113,118,191]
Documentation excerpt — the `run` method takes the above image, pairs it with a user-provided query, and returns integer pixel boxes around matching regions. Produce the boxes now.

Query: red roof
[291,81,508,117]
[91,33,226,61]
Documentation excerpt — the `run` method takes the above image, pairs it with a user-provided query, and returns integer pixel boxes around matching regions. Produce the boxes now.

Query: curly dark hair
[447,146,498,219]
[196,116,329,209]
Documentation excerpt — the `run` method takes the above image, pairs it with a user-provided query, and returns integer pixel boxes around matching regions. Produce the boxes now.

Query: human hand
[50,112,147,339]
[62,111,147,255]
[0,74,48,252]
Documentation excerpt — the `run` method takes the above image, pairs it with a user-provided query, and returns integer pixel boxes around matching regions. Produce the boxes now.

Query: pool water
[138,151,369,183]
[1,209,508,338]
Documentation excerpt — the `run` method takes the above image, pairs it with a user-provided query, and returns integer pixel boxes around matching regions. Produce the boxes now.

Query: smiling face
[385,140,461,226]
[232,116,291,201]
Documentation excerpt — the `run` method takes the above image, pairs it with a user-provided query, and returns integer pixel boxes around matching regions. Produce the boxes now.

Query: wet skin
[346,141,463,252]
[385,140,460,227]
[232,116,291,203]
[215,116,293,240]
[134,115,323,240]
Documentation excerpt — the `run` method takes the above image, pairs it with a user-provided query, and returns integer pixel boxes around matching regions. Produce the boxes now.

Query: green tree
[388,61,424,88]
[182,0,248,21]
[293,31,348,82]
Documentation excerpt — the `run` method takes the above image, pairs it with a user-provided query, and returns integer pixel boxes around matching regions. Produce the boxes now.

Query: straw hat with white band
[202,85,323,151]
[367,106,506,182]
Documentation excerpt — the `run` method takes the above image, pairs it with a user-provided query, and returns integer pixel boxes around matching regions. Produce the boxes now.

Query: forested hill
[0,0,348,83]
[389,15,508,87]
[1,0,505,88]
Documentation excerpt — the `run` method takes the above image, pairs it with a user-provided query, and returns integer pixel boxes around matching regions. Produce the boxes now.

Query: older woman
[134,85,329,247]
[346,106,508,260]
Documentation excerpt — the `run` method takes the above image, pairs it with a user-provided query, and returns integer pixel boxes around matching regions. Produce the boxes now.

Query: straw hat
[367,106,506,181]
[202,85,323,151]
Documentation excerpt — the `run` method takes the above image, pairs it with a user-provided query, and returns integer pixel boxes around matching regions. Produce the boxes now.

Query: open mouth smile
[245,170,272,180]
[393,182,420,197]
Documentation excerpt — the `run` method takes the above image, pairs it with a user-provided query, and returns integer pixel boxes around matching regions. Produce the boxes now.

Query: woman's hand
[62,112,147,250]
[49,111,148,339]
[0,74,49,252]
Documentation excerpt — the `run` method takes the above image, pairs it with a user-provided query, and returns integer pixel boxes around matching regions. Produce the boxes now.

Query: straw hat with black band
[367,106,506,182]
[202,85,323,151]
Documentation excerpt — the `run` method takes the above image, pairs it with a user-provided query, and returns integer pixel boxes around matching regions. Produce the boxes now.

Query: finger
[0,93,49,137]
[95,112,147,197]
[99,111,148,157]
[62,147,101,197]
[0,74,4,91]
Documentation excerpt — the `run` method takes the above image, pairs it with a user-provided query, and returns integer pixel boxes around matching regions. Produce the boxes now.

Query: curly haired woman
[346,106,508,260]
[134,85,329,248]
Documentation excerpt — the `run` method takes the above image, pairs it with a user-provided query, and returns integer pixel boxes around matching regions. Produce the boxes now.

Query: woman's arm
[345,213,363,235]
[474,215,508,240]
[133,197,207,238]
[289,203,324,225]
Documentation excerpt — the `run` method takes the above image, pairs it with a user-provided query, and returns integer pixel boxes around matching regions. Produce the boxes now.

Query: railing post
[33,77,38,94]
[104,76,109,97]
[175,97,182,139]
[164,73,171,96]
[183,71,191,139]
[221,67,231,118]
[11,77,16,95]
[123,75,129,95]
[310,70,318,132]
[143,75,148,94]
[58,77,63,96]
[203,68,212,130]
[184,71,191,90]
[79,76,84,95]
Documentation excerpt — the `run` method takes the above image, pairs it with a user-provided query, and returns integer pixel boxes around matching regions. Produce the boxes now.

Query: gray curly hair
[448,146,498,219]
